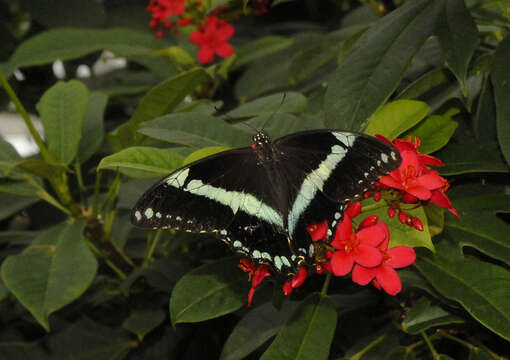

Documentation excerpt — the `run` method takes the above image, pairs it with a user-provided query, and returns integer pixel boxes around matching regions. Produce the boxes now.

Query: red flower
[329,215,385,276]
[189,16,235,64]
[352,246,416,295]
[306,220,328,242]
[147,0,186,22]
[283,267,307,296]
[238,259,271,306]
[377,135,458,217]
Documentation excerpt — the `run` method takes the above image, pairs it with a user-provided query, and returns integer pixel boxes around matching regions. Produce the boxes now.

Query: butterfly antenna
[220,106,258,133]
[260,92,286,131]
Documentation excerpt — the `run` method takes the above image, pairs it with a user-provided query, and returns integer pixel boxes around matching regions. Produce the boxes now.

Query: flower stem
[87,240,127,279]
[144,230,162,267]
[320,273,332,298]
[360,201,387,213]
[0,70,53,162]
[349,334,386,360]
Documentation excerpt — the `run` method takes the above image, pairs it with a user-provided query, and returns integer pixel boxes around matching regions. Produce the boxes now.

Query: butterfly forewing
[131,148,299,271]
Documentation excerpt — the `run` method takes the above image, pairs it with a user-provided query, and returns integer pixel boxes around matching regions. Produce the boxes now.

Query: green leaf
[182,146,231,166]
[15,159,68,179]
[364,100,430,139]
[414,241,510,341]
[0,179,38,197]
[38,80,90,164]
[473,77,497,141]
[361,199,434,251]
[0,341,49,360]
[0,221,97,331]
[129,68,211,126]
[153,46,196,67]
[7,28,165,73]
[244,113,325,139]
[227,92,307,119]
[398,68,449,100]
[233,36,294,69]
[435,141,509,175]
[0,139,22,178]
[261,293,337,360]
[404,114,458,154]
[444,212,510,266]
[169,257,250,325]
[109,68,211,149]
[437,0,479,95]
[220,301,299,360]
[324,0,442,130]
[98,147,183,179]
[0,276,8,301]
[289,39,340,84]
[123,309,166,341]
[0,192,39,221]
[402,297,464,334]
[76,92,108,163]
[423,204,444,237]
[491,34,510,168]
[138,113,250,148]
[48,317,132,360]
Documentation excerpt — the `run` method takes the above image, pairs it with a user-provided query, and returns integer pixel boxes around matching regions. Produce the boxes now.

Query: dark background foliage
[0,0,509,359]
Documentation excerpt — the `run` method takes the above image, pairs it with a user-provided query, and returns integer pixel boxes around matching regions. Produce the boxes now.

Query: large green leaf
[97,147,184,178]
[491,34,510,167]
[324,0,442,130]
[37,80,90,164]
[261,293,337,360]
[0,139,22,178]
[401,297,464,334]
[444,212,510,266]
[48,317,132,360]
[138,113,250,148]
[227,92,307,119]
[6,28,165,74]
[0,221,97,331]
[404,114,458,154]
[435,141,509,175]
[473,77,497,141]
[414,241,510,341]
[122,309,166,341]
[76,92,108,163]
[437,0,479,95]
[220,301,299,360]
[233,36,294,70]
[398,68,450,100]
[182,146,231,166]
[0,192,39,221]
[109,68,211,149]
[169,257,250,325]
[364,100,430,139]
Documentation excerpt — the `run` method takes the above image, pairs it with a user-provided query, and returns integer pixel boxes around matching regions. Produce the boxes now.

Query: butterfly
[131,130,401,273]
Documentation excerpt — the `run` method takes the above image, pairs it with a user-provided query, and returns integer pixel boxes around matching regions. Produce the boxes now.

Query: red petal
[215,42,234,58]
[429,190,459,217]
[356,223,385,247]
[189,31,205,45]
[406,185,431,200]
[375,134,393,146]
[386,246,416,268]
[307,220,329,242]
[359,215,378,230]
[330,251,354,276]
[197,46,215,64]
[331,215,352,249]
[352,264,377,285]
[291,267,307,288]
[375,265,402,295]
[419,153,443,166]
[415,174,446,190]
[354,244,383,268]
[379,175,404,190]
[217,23,235,41]
[247,287,256,306]
[283,281,293,296]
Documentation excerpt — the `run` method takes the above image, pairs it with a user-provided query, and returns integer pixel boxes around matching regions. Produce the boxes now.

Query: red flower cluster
[308,202,416,295]
[147,0,236,63]
[375,135,458,218]
[189,16,235,64]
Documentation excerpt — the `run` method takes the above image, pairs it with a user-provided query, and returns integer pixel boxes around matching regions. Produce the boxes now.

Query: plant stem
[320,273,332,298]
[144,230,162,267]
[349,334,386,360]
[92,170,102,216]
[421,331,440,360]
[360,201,387,213]
[87,240,127,279]
[0,70,53,162]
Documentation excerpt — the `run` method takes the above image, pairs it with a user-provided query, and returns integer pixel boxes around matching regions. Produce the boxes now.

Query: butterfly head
[252,131,270,149]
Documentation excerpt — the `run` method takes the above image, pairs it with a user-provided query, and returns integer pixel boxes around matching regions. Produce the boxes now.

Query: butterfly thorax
[252,131,278,164]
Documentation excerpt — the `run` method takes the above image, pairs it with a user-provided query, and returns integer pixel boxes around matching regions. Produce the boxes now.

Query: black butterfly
[131,130,401,273]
